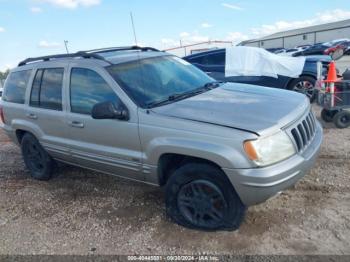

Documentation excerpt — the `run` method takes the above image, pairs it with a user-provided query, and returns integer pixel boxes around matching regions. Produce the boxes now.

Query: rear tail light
[0,106,5,124]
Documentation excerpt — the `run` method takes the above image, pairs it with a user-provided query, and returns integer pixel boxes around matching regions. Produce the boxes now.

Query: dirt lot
[0,105,349,256]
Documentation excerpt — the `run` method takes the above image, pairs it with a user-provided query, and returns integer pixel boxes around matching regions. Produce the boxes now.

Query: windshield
[107,55,214,108]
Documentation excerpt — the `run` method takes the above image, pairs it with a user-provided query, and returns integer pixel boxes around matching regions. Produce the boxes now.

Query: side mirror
[91,101,129,120]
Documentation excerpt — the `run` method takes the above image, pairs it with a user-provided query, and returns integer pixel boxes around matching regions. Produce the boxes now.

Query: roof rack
[18,51,109,67]
[87,45,160,54]
[18,46,161,67]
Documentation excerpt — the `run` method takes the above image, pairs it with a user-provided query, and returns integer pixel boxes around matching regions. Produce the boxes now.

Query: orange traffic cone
[323,61,341,107]
[323,61,340,83]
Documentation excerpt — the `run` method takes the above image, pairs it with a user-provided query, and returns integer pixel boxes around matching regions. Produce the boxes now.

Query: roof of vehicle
[16,46,170,68]
[183,48,225,59]
[183,48,331,63]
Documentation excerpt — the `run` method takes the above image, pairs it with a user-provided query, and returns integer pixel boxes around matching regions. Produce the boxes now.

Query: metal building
[164,40,233,57]
[239,19,350,49]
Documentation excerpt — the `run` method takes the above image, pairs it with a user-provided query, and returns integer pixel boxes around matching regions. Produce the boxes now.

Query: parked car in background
[183,48,332,101]
[293,39,349,59]
[276,46,310,57]
[0,46,323,231]
[265,47,285,53]
[343,41,350,55]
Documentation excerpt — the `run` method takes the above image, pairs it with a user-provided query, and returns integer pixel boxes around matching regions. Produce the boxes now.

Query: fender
[144,137,253,169]
[9,119,44,144]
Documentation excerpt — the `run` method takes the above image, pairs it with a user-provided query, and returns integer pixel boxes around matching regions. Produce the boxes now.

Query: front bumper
[223,121,323,206]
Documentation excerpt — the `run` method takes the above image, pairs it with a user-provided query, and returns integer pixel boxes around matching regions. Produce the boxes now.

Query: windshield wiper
[146,81,224,109]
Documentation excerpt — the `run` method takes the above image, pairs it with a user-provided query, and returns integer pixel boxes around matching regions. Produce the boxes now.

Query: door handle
[68,120,84,128]
[26,113,38,120]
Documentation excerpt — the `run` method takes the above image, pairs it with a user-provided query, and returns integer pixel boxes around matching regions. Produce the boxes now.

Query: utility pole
[180,39,187,56]
[130,12,138,46]
[64,40,69,54]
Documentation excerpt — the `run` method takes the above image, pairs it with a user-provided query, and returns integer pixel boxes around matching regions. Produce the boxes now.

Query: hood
[305,55,331,63]
[151,83,309,136]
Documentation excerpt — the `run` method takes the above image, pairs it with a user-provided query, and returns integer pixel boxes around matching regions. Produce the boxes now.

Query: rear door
[26,66,71,161]
[64,65,143,181]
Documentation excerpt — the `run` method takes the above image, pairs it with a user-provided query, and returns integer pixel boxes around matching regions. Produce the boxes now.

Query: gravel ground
[0,105,349,256]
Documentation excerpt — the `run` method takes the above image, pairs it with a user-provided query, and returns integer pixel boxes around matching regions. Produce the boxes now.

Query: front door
[65,66,143,181]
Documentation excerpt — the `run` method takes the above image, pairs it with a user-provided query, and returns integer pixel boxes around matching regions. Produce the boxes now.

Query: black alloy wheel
[177,180,227,229]
[21,133,55,180]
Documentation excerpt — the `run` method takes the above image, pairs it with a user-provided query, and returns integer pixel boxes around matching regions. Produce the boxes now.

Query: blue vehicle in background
[183,48,332,101]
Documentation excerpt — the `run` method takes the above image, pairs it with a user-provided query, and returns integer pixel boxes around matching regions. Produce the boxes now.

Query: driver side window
[70,68,119,115]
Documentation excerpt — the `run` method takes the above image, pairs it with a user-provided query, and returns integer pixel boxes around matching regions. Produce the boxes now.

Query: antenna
[64,40,69,54]
[130,12,138,45]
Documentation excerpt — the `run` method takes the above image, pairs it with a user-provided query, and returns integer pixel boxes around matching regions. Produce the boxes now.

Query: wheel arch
[286,73,317,90]
[11,119,43,145]
[157,153,224,186]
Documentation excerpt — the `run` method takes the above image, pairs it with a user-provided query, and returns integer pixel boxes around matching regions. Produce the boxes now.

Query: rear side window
[2,70,32,104]
[70,68,119,115]
[190,52,225,66]
[30,68,64,111]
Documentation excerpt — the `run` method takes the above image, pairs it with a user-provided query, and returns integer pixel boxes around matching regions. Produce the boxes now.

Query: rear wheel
[21,133,55,180]
[288,76,316,102]
[333,110,350,129]
[165,163,246,231]
[321,109,337,122]
[331,49,344,60]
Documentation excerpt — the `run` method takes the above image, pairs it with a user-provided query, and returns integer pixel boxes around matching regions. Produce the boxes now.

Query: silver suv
[0,46,323,231]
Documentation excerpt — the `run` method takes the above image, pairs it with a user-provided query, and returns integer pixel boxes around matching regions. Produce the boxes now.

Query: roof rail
[18,51,110,67]
[87,45,160,54]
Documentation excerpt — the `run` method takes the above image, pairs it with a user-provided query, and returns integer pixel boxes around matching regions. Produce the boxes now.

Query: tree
[0,69,10,80]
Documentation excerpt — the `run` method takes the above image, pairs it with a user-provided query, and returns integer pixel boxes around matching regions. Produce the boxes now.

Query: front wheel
[165,163,246,231]
[288,76,316,102]
[333,111,350,129]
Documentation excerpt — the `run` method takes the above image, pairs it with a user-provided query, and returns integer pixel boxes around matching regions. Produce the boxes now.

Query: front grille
[290,111,317,152]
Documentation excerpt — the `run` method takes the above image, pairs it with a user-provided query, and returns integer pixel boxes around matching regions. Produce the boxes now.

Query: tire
[333,110,350,129]
[321,109,337,122]
[288,76,316,103]
[165,163,246,231]
[21,133,55,180]
[331,49,344,60]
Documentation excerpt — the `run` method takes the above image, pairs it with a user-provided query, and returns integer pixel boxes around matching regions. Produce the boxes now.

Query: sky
[0,0,350,71]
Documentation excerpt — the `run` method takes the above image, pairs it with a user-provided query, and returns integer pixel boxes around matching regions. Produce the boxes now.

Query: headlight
[244,131,296,167]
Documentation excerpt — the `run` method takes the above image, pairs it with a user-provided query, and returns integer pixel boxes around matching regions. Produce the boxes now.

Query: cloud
[37,0,101,9]
[30,7,43,13]
[179,32,190,38]
[201,22,213,28]
[251,9,350,37]
[160,8,350,50]
[0,27,5,33]
[221,3,243,11]
[162,32,211,49]
[1,63,15,72]
[38,40,62,48]
[226,32,249,43]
